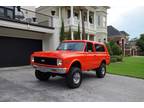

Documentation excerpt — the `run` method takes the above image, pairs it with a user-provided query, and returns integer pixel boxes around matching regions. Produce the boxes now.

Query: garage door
[0,36,42,67]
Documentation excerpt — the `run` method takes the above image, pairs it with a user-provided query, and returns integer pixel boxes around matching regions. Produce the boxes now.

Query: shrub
[111,56,123,62]
[110,57,117,63]
[114,55,123,62]
[109,41,122,55]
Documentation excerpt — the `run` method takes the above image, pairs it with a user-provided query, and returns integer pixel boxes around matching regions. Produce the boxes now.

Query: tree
[105,42,113,55]
[74,24,81,40]
[77,24,81,40]
[136,34,144,51]
[60,19,65,42]
[78,6,87,40]
[81,9,86,40]
[67,26,72,40]
[109,41,122,55]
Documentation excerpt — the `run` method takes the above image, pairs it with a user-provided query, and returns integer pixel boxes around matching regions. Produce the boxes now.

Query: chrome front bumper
[33,65,67,74]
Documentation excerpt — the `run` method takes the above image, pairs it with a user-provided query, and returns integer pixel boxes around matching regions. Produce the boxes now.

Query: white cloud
[108,6,144,38]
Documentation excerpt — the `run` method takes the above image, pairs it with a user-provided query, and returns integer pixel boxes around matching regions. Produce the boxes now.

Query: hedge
[111,56,123,63]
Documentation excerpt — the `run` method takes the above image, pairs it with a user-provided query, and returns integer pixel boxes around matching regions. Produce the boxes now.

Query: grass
[107,56,144,79]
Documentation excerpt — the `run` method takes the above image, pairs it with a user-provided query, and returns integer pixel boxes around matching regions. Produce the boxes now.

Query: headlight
[57,59,62,66]
[31,57,34,62]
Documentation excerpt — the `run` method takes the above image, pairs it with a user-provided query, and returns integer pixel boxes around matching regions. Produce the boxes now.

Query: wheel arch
[69,60,82,70]
[101,59,106,65]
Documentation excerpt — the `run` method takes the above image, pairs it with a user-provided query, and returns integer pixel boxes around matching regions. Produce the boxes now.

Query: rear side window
[85,42,94,52]
[95,44,105,52]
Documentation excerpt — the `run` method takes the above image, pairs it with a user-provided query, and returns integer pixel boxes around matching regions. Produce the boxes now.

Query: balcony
[65,17,95,31]
[0,7,54,29]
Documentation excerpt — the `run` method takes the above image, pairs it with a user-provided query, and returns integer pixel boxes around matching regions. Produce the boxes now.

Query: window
[102,16,106,27]
[97,16,101,26]
[89,36,94,41]
[98,39,101,42]
[74,11,79,18]
[7,9,13,19]
[67,10,70,18]
[57,42,84,51]
[0,7,4,17]
[85,42,94,52]
[83,12,87,21]
[0,6,14,19]
[89,12,94,24]
[95,44,105,52]
[89,15,93,23]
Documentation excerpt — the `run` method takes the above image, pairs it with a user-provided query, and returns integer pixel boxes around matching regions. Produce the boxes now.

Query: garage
[0,36,42,67]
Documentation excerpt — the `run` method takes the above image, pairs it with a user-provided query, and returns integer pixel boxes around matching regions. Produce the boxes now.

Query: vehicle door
[84,42,95,70]
[94,44,106,68]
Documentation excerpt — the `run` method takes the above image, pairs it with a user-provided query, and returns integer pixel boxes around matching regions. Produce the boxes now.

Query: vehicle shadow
[35,71,98,89]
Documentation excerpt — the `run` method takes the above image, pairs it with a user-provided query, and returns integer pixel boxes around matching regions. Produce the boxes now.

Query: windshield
[57,42,84,51]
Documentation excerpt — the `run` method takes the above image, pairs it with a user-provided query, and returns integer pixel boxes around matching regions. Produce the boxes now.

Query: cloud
[108,6,144,39]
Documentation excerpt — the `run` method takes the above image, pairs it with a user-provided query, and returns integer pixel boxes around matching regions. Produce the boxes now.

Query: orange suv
[31,40,110,88]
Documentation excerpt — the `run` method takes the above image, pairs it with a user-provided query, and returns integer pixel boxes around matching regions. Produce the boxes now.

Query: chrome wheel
[101,67,105,75]
[73,72,81,84]
[66,67,82,88]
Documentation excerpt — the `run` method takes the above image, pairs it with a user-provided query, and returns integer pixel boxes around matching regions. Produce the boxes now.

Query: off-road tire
[96,63,106,78]
[35,70,51,81]
[66,67,82,89]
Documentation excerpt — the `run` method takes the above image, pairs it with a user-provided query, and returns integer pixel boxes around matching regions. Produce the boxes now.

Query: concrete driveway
[0,66,144,102]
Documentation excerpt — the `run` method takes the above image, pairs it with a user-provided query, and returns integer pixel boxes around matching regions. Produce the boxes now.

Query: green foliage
[66,26,72,40]
[109,41,122,55]
[106,41,123,63]
[136,34,144,51]
[74,24,81,40]
[105,43,113,55]
[110,57,117,63]
[111,55,123,63]
[60,19,65,42]
[77,24,81,40]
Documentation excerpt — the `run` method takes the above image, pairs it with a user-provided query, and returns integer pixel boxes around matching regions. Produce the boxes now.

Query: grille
[34,57,57,66]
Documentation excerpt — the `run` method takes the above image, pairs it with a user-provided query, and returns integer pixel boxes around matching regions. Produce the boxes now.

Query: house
[125,39,139,56]
[0,6,110,67]
[36,6,110,42]
[107,25,138,56]
[0,6,58,67]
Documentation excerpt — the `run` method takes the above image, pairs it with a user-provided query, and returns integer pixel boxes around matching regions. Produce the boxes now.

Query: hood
[32,50,83,59]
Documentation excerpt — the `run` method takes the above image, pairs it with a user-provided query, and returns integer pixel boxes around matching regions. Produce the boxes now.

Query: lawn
[107,56,144,79]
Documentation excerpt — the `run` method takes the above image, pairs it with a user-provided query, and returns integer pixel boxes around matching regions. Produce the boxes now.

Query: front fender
[64,58,82,73]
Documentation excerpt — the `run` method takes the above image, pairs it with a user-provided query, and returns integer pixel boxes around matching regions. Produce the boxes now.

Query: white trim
[0,20,54,34]
[71,31,74,40]
[70,6,74,26]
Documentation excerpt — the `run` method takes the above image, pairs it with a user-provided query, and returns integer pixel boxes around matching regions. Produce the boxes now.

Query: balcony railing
[64,17,95,30]
[0,7,54,29]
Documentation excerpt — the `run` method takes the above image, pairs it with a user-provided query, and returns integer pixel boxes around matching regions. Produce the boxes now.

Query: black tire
[66,67,82,89]
[96,63,106,78]
[35,70,51,81]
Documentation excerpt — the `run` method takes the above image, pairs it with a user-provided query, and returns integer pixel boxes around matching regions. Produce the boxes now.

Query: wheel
[96,63,106,78]
[35,70,51,81]
[66,67,82,89]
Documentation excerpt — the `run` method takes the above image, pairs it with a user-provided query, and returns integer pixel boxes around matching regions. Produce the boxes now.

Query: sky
[107,0,144,39]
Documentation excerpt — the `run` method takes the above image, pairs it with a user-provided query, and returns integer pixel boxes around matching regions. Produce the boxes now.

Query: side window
[85,42,94,52]
[95,44,105,52]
